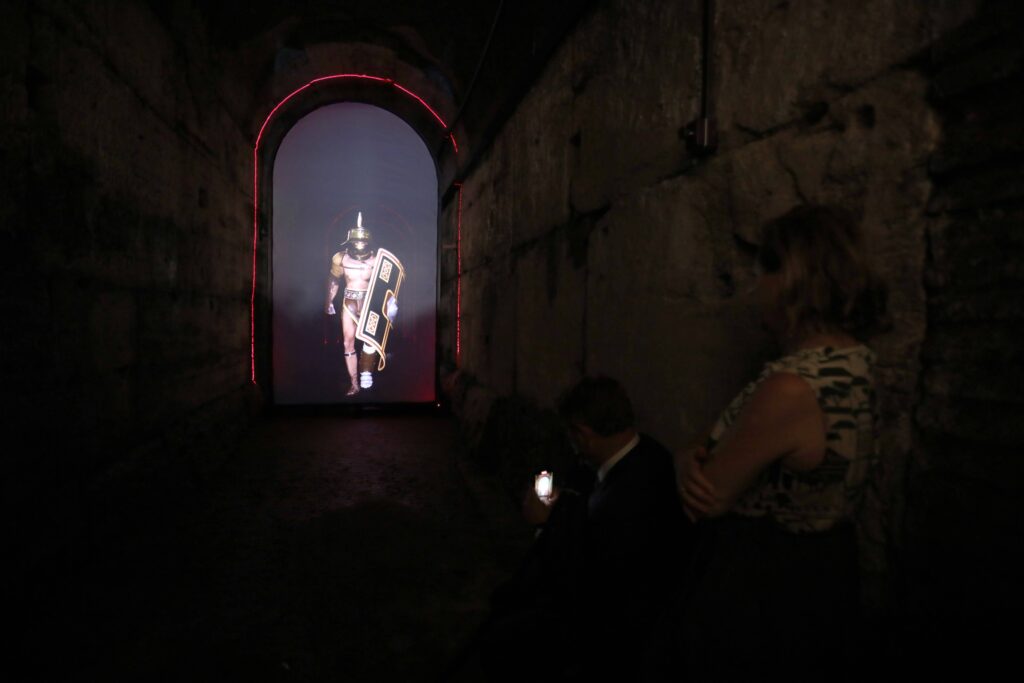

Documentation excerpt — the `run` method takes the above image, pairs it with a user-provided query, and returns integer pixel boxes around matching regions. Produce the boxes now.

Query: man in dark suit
[477,376,692,682]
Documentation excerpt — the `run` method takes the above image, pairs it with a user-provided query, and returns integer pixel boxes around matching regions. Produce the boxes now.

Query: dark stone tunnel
[2,0,1022,679]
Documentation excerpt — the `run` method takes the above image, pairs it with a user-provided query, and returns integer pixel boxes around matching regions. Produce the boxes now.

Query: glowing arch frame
[251,74,459,384]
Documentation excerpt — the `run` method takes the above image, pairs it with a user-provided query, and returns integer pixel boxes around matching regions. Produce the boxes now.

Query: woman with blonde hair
[676,204,888,678]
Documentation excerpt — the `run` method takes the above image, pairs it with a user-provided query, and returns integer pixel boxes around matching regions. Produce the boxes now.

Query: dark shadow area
[885,0,1024,672]
[12,416,532,683]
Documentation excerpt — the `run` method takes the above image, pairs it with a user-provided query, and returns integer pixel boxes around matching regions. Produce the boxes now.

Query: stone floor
[23,414,531,682]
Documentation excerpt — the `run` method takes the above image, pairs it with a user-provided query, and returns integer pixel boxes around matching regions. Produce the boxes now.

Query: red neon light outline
[250,74,458,384]
[456,182,463,365]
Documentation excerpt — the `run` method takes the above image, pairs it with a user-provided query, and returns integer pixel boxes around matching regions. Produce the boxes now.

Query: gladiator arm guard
[326,277,340,315]
[327,252,345,314]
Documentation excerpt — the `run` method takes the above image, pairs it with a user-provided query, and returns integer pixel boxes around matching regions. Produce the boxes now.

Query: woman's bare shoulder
[750,371,817,409]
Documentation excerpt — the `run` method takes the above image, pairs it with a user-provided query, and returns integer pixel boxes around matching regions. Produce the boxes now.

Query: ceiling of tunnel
[186,0,596,168]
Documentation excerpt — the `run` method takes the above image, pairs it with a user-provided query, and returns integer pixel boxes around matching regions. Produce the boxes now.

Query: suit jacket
[575,435,692,649]
[491,434,691,679]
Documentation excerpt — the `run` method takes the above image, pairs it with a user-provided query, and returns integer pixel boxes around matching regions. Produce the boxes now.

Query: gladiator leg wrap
[358,350,377,373]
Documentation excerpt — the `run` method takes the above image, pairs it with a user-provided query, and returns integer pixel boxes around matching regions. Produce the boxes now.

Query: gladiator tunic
[343,287,367,323]
[329,251,371,323]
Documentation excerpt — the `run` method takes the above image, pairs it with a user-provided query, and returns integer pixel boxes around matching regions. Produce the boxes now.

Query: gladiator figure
[325,212,398,396]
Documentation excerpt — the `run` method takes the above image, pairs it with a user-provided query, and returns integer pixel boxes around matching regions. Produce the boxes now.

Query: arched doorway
[271,102,438,404]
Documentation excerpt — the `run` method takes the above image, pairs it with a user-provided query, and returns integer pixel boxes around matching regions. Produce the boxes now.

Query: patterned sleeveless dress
[680,345,878,677]
[706,344,877,532]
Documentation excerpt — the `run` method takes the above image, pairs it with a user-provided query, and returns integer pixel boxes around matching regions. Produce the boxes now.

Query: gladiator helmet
[341,212,373,259]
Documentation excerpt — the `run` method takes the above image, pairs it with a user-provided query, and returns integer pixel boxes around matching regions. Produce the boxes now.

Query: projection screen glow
[272,102,438,404]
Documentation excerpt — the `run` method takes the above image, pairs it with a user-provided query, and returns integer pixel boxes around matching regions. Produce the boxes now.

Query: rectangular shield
[355,248,405,370]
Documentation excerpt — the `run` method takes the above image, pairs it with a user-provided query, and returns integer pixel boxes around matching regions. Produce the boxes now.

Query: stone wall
[1,1,256,563]
[440,0,997,618]
[898,0,1024,645]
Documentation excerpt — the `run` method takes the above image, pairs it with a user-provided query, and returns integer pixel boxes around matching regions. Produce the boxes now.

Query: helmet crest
[342,211,373,253]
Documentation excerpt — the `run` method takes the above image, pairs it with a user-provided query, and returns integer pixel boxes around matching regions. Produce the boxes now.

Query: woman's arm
[688,372,825,518]
[674,424,718,520]
[676,445,714,521]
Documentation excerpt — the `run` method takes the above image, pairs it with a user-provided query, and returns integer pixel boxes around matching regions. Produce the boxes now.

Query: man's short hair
[557,375,635,437]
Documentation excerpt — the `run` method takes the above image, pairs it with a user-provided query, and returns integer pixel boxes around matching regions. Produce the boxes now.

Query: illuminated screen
[272,102,437,404]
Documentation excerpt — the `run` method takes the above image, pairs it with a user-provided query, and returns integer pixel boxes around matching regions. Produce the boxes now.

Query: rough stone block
[513,232,585,405]
[458,171,510,270]
[495,53,573,247]
[0,6,29,130]
[929,98,1024,176]
[48,274,99,374]
[926,212,1024,292]
[89,288,137,372]
[941,209,1024,252]
[568,0,700,213]
[931,41,1024,100]
[873,392,915,459]
[918,432,1024,493]
[922,361,1024,404]
[456,268,514,395]
[586,297,772,451]
[921,321,1024,364]
[715,0,934,135]
[79,369,135,444]
[459,380,498,454]
[915,395,1024,447]
[587,174,738,307]
[929,160,1024,212]
[570,120,689,215]
[585,178,773,448]
[713,134,803,246]
[927,240,1024,291]
[929,286,1024,322]
[927,0,1009,66]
